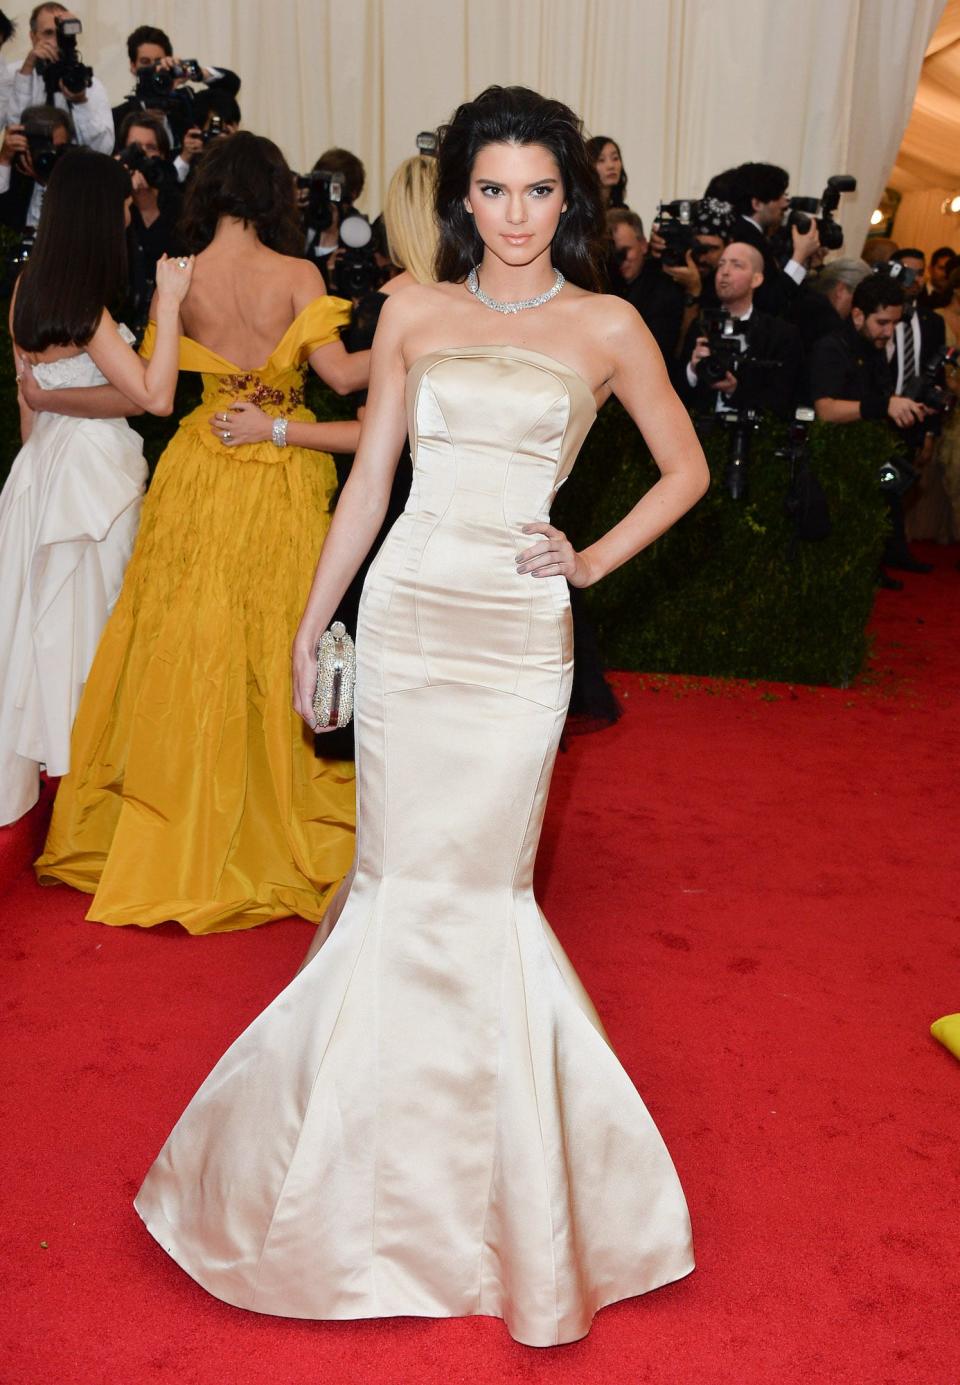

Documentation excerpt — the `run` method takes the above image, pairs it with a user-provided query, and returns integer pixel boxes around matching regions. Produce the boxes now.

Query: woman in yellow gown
[35,133,370,933]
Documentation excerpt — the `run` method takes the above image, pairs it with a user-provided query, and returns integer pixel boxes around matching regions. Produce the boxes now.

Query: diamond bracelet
[272,416,288,448]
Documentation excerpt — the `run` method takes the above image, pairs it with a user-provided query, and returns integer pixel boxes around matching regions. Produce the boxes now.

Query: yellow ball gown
[35,297,356,933]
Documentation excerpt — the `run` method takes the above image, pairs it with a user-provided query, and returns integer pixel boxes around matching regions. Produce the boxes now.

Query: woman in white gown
[0,148,193,826]
[136,87,709,1346]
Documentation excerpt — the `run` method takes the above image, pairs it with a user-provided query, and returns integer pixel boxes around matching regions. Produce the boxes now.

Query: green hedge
[0,301,893,686]
[552,402,894,686]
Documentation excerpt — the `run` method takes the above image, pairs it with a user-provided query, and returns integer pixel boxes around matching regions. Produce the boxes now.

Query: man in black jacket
[678,241,801,419]
[730,162,821,318]
[111,24,240,149]
[810,274,931,579]
[0,101,72,235]
[887,248,946,387]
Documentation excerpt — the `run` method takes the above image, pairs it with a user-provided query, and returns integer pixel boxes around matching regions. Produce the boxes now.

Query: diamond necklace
[466,265,565,315]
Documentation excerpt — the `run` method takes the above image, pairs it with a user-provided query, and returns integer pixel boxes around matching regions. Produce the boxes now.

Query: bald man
[679,241,802,419]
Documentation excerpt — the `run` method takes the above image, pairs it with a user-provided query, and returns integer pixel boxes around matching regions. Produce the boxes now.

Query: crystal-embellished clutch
[312,621,356,729]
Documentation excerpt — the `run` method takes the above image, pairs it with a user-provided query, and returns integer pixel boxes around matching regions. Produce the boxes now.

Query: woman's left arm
[517,300,710,587]
[209,402,361,454]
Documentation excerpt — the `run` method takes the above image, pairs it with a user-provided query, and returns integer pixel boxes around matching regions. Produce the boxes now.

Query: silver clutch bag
[312,621,356,729]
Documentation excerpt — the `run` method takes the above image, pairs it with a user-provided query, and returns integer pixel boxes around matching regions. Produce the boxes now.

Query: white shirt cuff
[784,258,806,286]
[0,162,11,195]
[685,362,698,389]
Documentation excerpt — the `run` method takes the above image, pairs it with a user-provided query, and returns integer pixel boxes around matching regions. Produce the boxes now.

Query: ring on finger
[223,430,232,441]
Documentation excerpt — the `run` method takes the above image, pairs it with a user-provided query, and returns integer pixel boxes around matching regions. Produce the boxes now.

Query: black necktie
[901,320,917,389]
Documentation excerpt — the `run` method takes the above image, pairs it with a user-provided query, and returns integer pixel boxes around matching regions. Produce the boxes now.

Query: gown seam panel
[508,729,565,1342]
[410,374,457,689]
[245,913,379,1309]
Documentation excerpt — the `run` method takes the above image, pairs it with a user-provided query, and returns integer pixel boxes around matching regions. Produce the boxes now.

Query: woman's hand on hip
[516,522,593,587]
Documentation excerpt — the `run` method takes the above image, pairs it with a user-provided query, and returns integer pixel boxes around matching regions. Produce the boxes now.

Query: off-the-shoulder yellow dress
[36,298,356,933]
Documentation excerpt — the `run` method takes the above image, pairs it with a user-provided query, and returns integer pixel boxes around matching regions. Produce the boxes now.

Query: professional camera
[902,344,960,415]
[779,406,831,546]
[415,130,438,157]
[117,141,174,190]
[899,341,960,443]
[135,57,203,103]
[298,168,381,298]
[786,174,856,251]
[876,259,918,288]
[201,113,225,144]
[655,198,700,267]
[298,168,347,234]
[22,118,64,181]
[695,308,750,385]
[35,14,93,99]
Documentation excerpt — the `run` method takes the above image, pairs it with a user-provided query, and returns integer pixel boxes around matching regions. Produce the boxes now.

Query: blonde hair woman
[383,153,440,288]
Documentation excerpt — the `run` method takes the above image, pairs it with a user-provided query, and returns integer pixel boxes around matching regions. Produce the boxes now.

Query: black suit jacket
[733,215,798,319]
[0,167,39,234]
[611,259,685,363]
[679,307,802,419]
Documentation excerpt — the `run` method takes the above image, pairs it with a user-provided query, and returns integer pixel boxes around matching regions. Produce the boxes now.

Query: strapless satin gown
[136,345,694,1347]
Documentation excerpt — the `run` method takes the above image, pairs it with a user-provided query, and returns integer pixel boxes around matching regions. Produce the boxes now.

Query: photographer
[6,4,112,152]
[112,24,240,149]
[174,90,240,181]
[117,110,183,325]
[679,241,801,419]
[810,274,930,581]
[0,101,71,235]
[303,146,368,289]
[791,257,871,355]
[887,249,946,390]
[0,9,15,129]
[625,198,732,363]
[730,162,820,317]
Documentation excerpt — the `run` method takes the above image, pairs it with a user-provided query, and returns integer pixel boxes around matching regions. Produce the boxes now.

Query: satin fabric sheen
[35,299,356,932]
[0,326,146,825]
[135,346,694,1345]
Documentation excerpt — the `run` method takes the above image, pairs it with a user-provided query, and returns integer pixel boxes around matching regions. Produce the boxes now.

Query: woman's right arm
[18,368,146,419]
[84,254,195,415]
[292,298,409,726]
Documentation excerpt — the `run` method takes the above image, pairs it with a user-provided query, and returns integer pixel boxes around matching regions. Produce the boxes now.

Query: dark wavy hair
[13,147,130,352]
[179,131,302,256]
[586,135,627,209]
[435,85,606,291]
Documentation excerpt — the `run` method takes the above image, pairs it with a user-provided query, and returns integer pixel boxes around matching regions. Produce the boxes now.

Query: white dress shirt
[5,60,114,153]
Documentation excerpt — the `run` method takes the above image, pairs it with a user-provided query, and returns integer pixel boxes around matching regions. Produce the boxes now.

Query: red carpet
[2,545,959,1385]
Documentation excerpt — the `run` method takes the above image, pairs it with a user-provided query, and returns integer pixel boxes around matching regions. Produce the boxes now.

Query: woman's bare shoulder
[376,280,457,328]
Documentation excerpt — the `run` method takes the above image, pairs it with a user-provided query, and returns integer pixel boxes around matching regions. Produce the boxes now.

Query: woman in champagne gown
[135,88,709,1345]
[0,149,193,826]
[35,135,369,933]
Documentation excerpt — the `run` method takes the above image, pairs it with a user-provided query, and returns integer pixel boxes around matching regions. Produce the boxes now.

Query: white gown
[0,325,146,826]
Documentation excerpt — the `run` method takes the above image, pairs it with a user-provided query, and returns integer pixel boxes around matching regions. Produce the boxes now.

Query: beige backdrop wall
[12,0,942,254]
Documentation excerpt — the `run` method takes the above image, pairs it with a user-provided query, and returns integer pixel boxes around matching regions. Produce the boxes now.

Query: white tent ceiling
[890,0,960,194]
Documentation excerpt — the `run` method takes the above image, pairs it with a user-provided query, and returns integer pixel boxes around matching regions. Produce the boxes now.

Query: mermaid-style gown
[136,345,694,1346]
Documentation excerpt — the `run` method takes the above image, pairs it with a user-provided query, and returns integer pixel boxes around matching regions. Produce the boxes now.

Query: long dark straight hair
[13,148,131,351]
[179,131,303,256]
[434,85,606,292]
[585,135,627,208]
